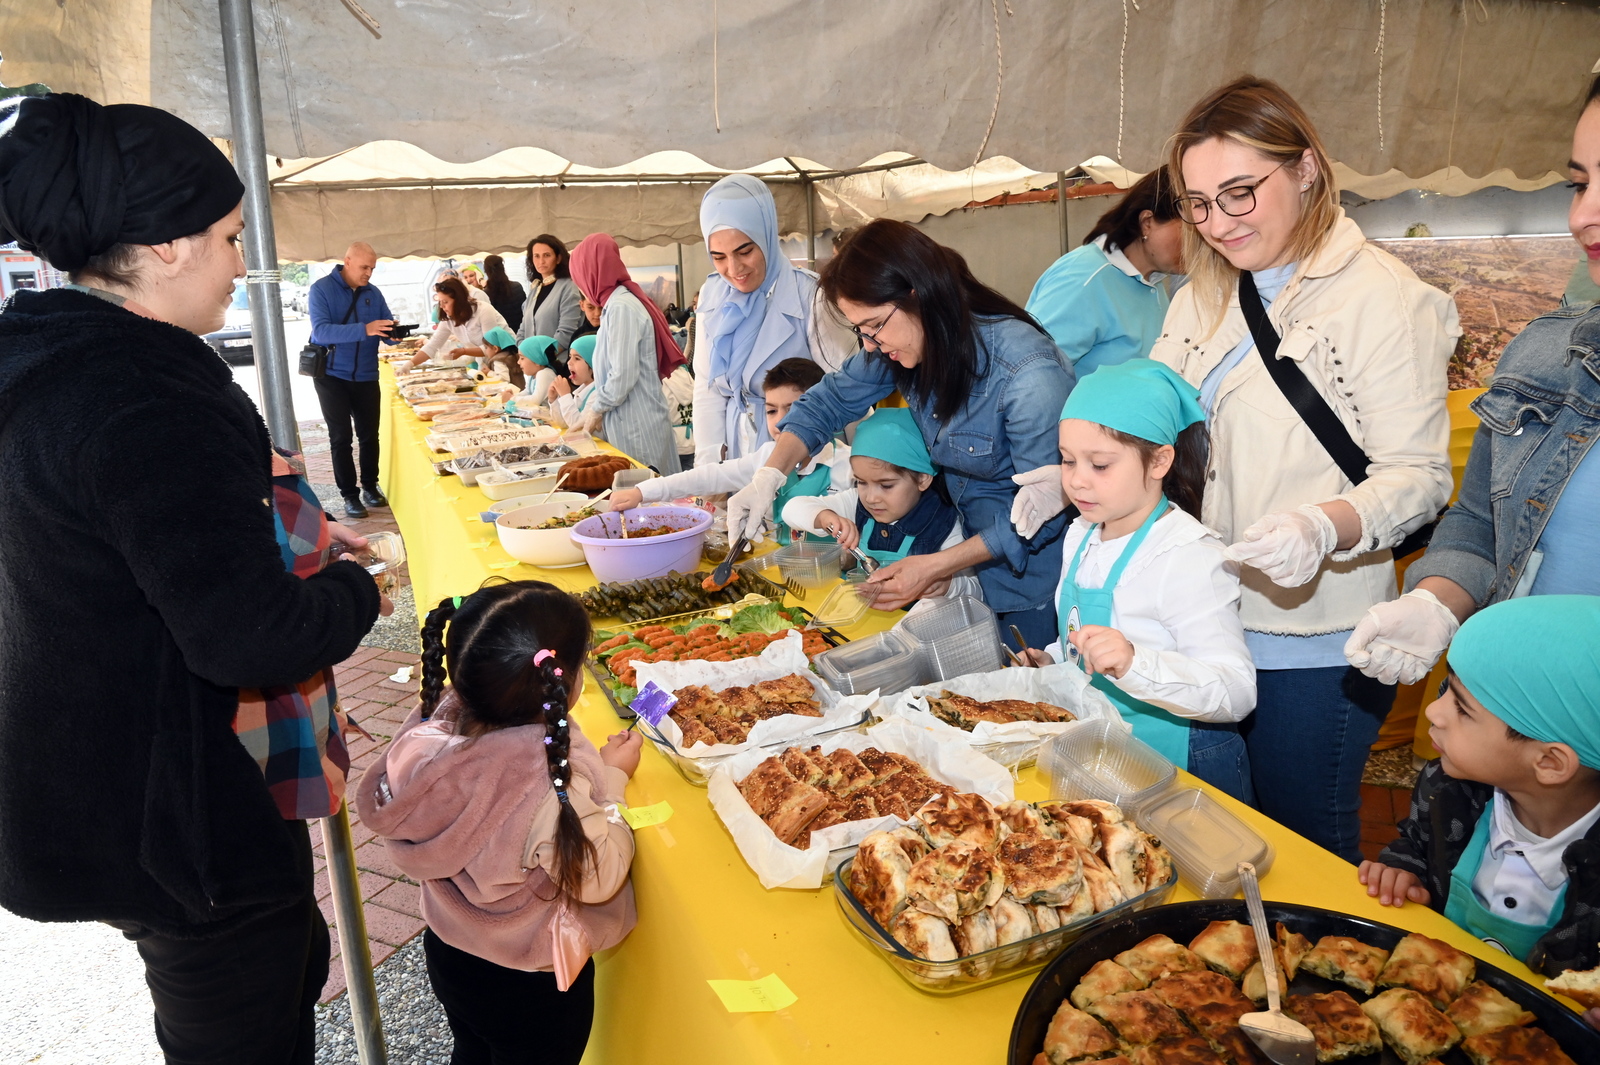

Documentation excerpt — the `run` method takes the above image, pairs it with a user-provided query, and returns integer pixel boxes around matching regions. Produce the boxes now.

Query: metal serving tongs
[1003,623,1033,668]
[702,535,750,592]
[1238,862,1316,1065]
[845,544,880,576]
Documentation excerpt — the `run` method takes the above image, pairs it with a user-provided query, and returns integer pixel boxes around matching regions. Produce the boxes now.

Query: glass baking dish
[633,704,873,787]
[832,849,1178,995]
[1039,719,1177,813]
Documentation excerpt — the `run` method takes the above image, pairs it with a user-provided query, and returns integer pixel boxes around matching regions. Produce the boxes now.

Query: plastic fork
[1237,862,1316,1065]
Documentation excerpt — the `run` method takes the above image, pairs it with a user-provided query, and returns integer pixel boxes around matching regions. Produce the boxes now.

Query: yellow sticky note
[487,561,520,570]
[706,973,797,1013]
[619,801,673,829]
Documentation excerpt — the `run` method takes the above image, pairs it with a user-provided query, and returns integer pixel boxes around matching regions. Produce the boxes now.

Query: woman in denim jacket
[1347,75,1600,687]
[726,220,1077,649]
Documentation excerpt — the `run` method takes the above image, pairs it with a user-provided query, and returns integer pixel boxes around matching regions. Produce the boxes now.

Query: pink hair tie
[533,649,557,667]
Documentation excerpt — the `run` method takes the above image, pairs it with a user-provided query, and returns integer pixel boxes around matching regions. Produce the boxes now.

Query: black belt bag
[1237,270,1441,561]
[299,287,362,378]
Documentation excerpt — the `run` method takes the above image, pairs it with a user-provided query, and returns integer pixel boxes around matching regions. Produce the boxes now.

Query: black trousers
[127,820,328,1065]
[313,375,382,497]
[423,928,594,1065]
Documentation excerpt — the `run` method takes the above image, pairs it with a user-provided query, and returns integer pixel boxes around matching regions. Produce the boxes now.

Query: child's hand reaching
[1019,648,1054,667]
[1357,860,1430,908]
[600,731,643,778]
[610,487,644,512]
[1069,625,1134,679]
[816,509,859,551]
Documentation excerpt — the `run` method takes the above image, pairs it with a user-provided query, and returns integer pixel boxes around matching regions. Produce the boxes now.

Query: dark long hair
[819,219,1044,422]
[434,277,473,326]
[1083,166,1181,253]
[418,579,596,901]
[481,254,522,305]
[525,234,571,283]
[1104,421,1209,520]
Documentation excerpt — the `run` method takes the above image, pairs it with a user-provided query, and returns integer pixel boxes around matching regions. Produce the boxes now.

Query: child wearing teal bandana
[1360,595,1600,980]
[515,334,560,406]
[783,407,976,607]
[607,359,850,538]
[1023,359,1256,802]
[548,335,597,431]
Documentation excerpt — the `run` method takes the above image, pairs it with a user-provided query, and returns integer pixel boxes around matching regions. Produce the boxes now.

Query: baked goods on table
[741,746,951,847]
[1360,987,1461,1064]
[1446,980,1537,1037]
[925,690,1077,732]
[557,454,632,490]
[1285,990,1383,1061]
[1374,931,1476,1009]
[1461,1023,1579,1065]
[1298,934,1391,995]
[1545,961,1600,1009]
[669,674,824,750]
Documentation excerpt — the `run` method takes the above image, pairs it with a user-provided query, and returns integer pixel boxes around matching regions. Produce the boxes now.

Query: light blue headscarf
[699,174,790,383]
[1060,358,1206,446]
[1449,595,1600,770]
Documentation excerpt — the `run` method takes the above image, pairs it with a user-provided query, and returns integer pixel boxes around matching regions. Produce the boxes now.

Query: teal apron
[1442,797,1566,963]
[1058,500,1191,769]
[774,462,835,545]
[860,517,917,566]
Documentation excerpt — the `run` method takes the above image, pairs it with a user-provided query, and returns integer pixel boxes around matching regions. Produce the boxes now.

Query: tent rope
[712,0,722,133]
[1117,0,1140,163]
[265,0,307,157]
[1374,0,1386,154]
[971,0,1013,168]
[336,0,383,39]
[1445,0,1471,172]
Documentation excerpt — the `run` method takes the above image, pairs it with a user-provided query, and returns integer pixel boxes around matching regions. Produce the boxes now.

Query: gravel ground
[317,936,452,1064]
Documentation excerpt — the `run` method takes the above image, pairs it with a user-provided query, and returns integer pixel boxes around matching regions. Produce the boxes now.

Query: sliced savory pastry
[1445,980,1536,1038]
[996,799,1060,839]
[1376,932,1476,1008]
[1187,920,1259,981]
[996,833,1084,906]
[952,907,999,977]
[989,895,1036,949]
[1460,1023,1578,1065]
[847,831,918,926]
[1361,987,1462,1065]
[1085,989,1191,1046]
[1071,958,1149,1010]
[1205,1026,1269,1065]
[1282,991,1383,1062]
[924,690,1077,731]
[1114,934,1208,985]
[1150,969,1253,1037]
[1039,1001,1118,1065]
[1298,934,1391,995]
[1078,851,1130,912]
[887,908,957,962]
[1126,1032,1227,1065]
[1240,955,1288,1006]
[905,840,1005,924]
[735,758,830,845]
[915,791,1003,850]
[1275,921,1313,980]
[1545,962,1600,1009]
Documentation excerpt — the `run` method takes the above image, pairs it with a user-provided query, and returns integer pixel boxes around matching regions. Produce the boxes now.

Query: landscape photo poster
[626,265,681,315]
[1376,236,1581,389]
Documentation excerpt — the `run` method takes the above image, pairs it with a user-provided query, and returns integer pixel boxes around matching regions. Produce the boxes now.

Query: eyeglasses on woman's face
[1176,161,1292,225]
[851,305,899,347]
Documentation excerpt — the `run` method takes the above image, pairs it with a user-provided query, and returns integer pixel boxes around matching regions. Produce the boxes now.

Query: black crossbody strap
[1238,270,1370,487]
[342,286,362,324]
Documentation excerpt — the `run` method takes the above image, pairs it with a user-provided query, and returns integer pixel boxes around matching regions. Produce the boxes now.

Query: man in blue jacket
[309,241,394,517]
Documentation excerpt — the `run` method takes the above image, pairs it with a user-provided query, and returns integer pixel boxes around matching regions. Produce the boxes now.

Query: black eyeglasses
[851,305,898,346]
[1176,162,1292,225]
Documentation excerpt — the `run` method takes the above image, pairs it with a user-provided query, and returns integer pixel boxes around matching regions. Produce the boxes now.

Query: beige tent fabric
[5,0,1595,179]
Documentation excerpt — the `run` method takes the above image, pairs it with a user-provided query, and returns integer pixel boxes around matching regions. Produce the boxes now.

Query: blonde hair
[1167,77,1340,333]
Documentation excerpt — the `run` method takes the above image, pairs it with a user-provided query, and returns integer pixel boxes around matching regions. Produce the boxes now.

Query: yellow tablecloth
[376,368,1569,1063]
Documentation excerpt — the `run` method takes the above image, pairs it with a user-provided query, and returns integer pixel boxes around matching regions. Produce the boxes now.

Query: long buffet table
[375,367,1565,1064]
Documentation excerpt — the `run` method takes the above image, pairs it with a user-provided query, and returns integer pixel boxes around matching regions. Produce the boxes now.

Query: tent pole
[219,0,298,449]
[675,243,685,309]
[1057,171,1070,257]
[805,179,816,271]
[321,805,389,1065]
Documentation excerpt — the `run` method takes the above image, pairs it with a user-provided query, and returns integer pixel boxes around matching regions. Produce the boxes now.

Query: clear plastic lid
[807,580,888,629]
[1136,786,1273,899]
[1039,719,1178,812]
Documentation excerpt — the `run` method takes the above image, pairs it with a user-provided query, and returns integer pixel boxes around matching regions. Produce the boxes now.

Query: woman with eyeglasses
[1151,77,1457,859]
[726,219,1077,650]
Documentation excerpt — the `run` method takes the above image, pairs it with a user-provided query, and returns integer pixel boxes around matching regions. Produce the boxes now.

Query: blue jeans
[1243,666,1394,863]
[1188,720,1255,807]
[998,604,1057,654]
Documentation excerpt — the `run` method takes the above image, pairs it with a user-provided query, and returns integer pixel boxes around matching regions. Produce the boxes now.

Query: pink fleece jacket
[355,691,636,971]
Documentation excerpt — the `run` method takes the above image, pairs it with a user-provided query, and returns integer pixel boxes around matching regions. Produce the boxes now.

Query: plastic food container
[832,851,1177,994]
[769,541,843,588]
[612,467,657,491]
[1137,787,1274,899]
[569,506,714,583]
[807,580,887,631]
[735,552,810,601]
[899,595,1003,681]
[1039,719,1178,813]
[495,501,599,568]
[813,630,926,696]
[477,463,569,500]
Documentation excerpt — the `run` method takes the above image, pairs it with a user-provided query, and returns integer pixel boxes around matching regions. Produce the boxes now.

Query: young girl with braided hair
[356,580,641,1065]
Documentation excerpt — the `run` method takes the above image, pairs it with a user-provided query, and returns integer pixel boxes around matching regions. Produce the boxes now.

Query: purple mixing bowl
[569,506,714,582]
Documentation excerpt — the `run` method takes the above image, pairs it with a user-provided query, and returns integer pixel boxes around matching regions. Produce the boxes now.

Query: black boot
[343,494,369,519]
[361,486,389,508]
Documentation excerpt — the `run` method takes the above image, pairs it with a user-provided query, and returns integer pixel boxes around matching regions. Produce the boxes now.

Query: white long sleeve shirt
[420,298,510,359]
[1041,508,1256,724]
[637,440,852,503]
[549,382,596,428]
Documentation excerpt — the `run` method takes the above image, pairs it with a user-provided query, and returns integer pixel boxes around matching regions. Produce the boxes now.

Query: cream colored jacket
[1151,213,1458,637]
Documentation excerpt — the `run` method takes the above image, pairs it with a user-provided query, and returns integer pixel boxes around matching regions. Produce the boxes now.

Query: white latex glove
[726,466,786,544]
[1010,465,1067,539]
[1224,504,1339,587]
[1344,589,1460,685]
[567,407,603,436]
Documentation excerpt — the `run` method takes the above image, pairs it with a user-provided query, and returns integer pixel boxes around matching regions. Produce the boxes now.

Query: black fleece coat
[0,288,381,938]
[1378,759,1600,976]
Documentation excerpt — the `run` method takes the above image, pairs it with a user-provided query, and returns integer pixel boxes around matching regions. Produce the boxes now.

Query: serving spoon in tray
[1237,861,1316,1065]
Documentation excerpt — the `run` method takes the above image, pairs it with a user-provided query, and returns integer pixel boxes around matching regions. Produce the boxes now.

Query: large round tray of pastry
[833,797,1177,994]
[1008,899,1599,1065]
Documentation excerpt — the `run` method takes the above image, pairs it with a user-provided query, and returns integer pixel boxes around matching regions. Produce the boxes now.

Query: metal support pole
[805,178,817,270]
[321,804,389,1065]
[1057,171,1070,257]
[219,0,299,449]
[675,242,685,309]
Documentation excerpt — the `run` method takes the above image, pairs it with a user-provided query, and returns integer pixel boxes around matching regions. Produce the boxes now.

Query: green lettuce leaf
[726,602,796,635]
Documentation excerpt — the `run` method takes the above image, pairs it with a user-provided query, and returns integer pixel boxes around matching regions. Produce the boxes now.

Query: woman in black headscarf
[0,94,381,1065]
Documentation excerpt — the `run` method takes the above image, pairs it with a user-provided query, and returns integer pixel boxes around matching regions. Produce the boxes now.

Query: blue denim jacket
[1406,302,1600,604]
[778,315,1076,611]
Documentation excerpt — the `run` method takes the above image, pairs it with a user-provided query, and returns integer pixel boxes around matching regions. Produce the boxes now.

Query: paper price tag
[706,973,797,1013]
[629,681,677,728]
[619,801,673,829]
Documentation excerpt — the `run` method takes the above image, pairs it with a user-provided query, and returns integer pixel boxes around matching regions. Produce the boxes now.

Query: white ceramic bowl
[484,491,588,518]
[495,500,602,568]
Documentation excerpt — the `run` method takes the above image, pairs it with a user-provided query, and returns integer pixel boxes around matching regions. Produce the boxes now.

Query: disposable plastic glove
[1344,589,1460,685]
[1010,466,1067,539]
[568,407,603,436]
[726,466,786,544]
[1224,503,1339,587]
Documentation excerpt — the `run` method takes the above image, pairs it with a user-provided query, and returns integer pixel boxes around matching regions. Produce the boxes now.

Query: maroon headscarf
[569,233,686,379]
